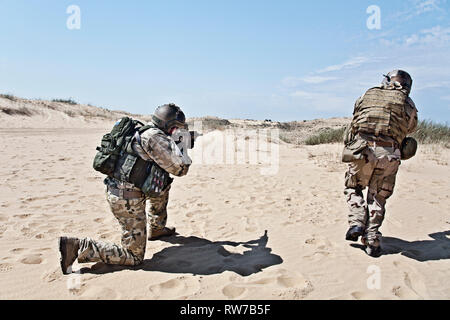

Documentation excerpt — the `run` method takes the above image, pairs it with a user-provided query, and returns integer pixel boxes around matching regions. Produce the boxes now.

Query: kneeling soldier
[59,104,195,273]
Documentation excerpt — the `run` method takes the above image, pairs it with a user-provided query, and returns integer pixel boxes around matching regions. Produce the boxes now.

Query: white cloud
[392,0,447,21]
[415,0,444,15]
[415,80,450,91]
[278,21,450,118]
[317,57,371,73]
[282,76,338,87]
[302,76,339,84]
[405,26,450,46]
[290,90,314,98]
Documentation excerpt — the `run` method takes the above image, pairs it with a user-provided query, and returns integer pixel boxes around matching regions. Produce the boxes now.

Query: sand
[0,98,449,300]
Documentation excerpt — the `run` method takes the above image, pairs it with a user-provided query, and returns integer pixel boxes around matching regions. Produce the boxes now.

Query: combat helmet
[152,103,187,133]
[382,70,413,94]
[400,137,418,160]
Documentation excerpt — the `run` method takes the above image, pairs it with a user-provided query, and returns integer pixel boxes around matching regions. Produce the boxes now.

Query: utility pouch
[342,139,368,163]
[343,124,354,145]
[112,152,138,183]
[141,163,173,197]
[93,133,118,176]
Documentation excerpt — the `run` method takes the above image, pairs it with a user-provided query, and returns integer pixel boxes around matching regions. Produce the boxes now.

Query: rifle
[173,129,202,150]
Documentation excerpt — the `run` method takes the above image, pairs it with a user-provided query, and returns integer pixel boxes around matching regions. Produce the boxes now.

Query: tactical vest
[93,118,172,196]
[351,87,409,144]
[111,130,153,189]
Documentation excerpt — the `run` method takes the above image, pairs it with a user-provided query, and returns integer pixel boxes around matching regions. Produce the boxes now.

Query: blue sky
[0,0,449,122]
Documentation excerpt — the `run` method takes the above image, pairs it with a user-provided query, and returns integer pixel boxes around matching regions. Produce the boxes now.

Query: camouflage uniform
[78,123,191,266]
[344,86,418,247]
[146,185,171,232]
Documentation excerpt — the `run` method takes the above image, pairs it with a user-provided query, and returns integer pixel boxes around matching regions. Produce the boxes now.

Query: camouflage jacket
[132,123,192,177]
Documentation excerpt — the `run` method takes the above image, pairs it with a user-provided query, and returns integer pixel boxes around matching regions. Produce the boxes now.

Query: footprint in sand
[276,274,311,289]
[351,291,386,300]
[247,277,276,285]
[93,217,105,223]
[148,277,200,299]
[0,225,7,236]
[79,286,120,300]
[391,260,428,299]
[0,263,13,273]
[222,284,248,299]
[13,213,32,219]
[275,270,314,298]
[34,247,52,253]
[10,248,26,254]
[20,254,44,265]
[42,268,63,283]
[225,269,314,299]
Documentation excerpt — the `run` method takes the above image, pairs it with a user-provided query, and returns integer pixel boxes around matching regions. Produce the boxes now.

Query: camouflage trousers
[77,186,171,266]
[146,185,171,236]
[344,147,400,246]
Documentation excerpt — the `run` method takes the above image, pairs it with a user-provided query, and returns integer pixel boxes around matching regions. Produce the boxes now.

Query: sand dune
[0,97,449,300]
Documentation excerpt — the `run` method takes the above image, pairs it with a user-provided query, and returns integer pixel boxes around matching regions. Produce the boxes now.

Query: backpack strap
[134,125,153,146]
[127,124,155,157]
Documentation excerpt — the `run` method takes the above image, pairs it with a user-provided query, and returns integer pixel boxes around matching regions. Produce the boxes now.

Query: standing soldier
[58,104,196,273]
[342,70,418,257]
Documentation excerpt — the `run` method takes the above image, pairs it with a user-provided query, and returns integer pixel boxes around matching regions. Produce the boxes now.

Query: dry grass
[52,98,78,105]
[304,127,346,145]
[412,120,450,147]
[187,117,233,131]
[0,94,17,101]
[1,106,35,116]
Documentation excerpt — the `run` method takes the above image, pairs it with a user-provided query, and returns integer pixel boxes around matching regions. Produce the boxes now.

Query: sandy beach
[0,98,449,300]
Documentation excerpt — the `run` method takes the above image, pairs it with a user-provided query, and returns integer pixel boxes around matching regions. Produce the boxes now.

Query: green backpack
[93,117,145,176]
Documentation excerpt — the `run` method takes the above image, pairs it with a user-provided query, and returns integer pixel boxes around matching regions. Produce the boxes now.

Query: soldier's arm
[135,129,192,177]
[405,98,418,134]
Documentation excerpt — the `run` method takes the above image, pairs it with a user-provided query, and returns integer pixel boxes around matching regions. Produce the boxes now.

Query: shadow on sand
[80,230,283,276]
[351,230,450,261]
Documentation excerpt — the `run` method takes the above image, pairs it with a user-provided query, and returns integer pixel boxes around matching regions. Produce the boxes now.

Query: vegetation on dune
[1,106,35,116]
[412,120,450,146]
[304,127,346,145]
[187,117,232,131]
[301,120,450,147]
[0,94,18,101]
[52,98,78,105]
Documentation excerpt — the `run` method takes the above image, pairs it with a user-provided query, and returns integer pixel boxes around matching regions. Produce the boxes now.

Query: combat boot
[345,226,365,242]
[149,226,176,240]
[365,245,382,257]
[361,236,382,257]
[59,236,80,274]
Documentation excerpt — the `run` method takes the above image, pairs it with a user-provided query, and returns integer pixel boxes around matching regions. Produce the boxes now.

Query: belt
[367,140,398,148]
[107,186,143,199]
